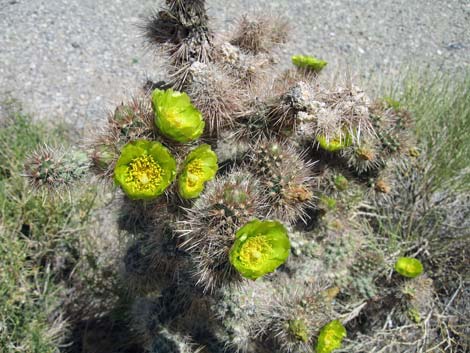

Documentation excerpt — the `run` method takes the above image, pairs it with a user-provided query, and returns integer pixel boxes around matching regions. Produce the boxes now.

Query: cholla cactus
[398,275,435,323]
[248,139,316,224]
[142,0,213,88]
[259,283,336,353]
[24,144,89,190]
[24,1,466,352]
[177,171,266,292]
[230,13,288,55]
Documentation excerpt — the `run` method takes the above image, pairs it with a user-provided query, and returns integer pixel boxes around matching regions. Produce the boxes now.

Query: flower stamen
[239,235,272,266]
[187,158,204,176]
[126,155,163,192]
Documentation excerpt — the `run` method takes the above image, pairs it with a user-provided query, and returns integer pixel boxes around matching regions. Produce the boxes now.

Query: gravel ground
[1,0,469,129]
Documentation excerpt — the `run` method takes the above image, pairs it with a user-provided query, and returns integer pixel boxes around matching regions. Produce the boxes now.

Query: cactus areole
[229,219,291,280]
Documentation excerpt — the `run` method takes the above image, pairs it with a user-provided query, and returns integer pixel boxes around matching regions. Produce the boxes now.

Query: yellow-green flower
[394,257,423,278]
[229,219,290,280]
[114,140,176,200]
[292,55,327,72]
[316,133,352,152]
[315,320,346,353]
[152,88,205,143]
[178,144,218,199]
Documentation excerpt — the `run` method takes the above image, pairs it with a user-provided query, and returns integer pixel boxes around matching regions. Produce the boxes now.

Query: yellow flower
[152,88,205,143]
[316,320,346,353]
[229,219,290,280]
[114,140,176,199]
[178,144,218,199]
[291,55,327,72]
[394,257,423,278]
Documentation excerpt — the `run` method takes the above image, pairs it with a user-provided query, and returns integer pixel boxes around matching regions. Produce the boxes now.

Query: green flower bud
[319,195,337,211]
[288,319,309,343]
[315,320,346,353]
[229,219,290,280]
[152,88,205,143]
[394,257,423,278]
[408,308,421,323]
[291,55,327,72]
[333,175,349,191]
[316,134,352,152]
[114,140,176,200]
[178,144,218,199]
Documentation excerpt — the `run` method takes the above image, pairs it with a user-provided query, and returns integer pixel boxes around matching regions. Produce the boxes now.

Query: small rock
[447,43,464,50]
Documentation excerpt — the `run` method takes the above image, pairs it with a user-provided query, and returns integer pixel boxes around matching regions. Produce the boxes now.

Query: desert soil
[1,0,469,129]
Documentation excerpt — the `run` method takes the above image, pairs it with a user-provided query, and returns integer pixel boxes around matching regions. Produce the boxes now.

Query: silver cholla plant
[25,1,469,352]
[24,144,89,189]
